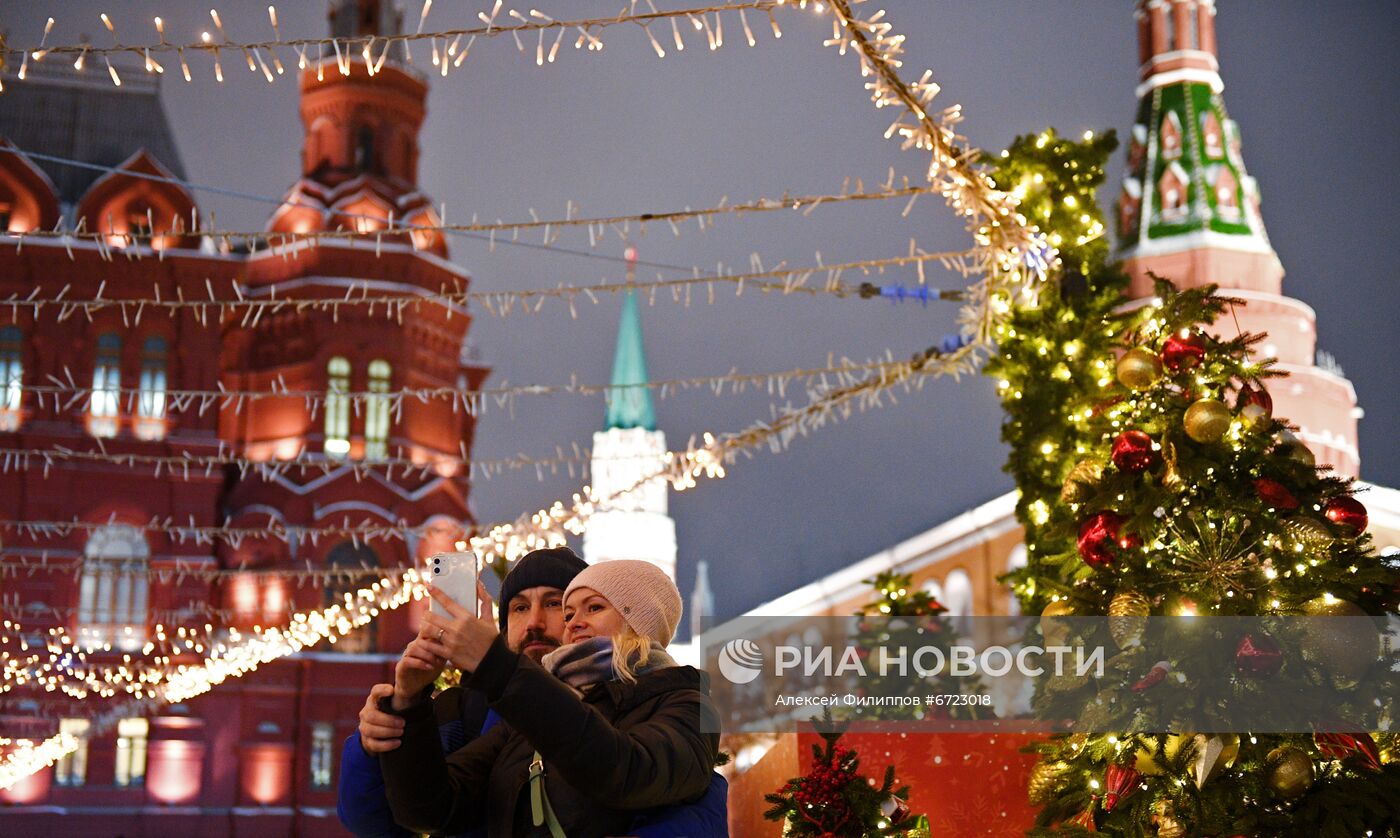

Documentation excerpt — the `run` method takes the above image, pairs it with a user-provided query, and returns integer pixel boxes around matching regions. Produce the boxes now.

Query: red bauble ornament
[1102,763,1143,812]
[1078,511,1133,568]
[1161,330,1208,373]
[1314,732,1382,772]
[1111,430,1159,473]
[1241,386,1274,416]
[1323,496,1368,536]
[1234,633,1284,677]
[1254,478,1300,511]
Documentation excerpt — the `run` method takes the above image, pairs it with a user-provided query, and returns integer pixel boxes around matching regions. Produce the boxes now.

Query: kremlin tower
[1117,0,1361,476]
[582,247,679,581]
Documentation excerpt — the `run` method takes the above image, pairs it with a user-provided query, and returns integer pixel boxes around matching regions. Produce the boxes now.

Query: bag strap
[528,751,567,838]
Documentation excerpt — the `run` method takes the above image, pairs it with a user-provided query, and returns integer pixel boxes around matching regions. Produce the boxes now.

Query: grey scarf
[541,636,677,690]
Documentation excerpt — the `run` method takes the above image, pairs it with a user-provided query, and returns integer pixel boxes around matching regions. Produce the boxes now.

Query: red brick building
[0,3,487,834]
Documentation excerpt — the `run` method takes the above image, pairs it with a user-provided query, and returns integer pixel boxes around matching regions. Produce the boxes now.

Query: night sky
[4,2,1397,628]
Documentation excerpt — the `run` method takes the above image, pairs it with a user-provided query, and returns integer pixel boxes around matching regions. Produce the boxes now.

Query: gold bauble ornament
[1184,398,1232,443]
[1299,596,1378,686]
[1026,759,1070,805]
[1152,800,1186,838]
[1060,460,1104,504]
[1265,746,1314,798]
[1040,600,1076,648]
[1117,348,1162,390]
[1108,590,1151,648]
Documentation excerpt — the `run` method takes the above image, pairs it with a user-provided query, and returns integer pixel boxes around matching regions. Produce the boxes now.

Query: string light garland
[0,248,973,324]
[822,0,1053,346]
[0,334,962,558]
[1,177,940,253]
[9,355,932,422]
[0,568,423,788]
[1,146,919,282]
[1,2,790,89]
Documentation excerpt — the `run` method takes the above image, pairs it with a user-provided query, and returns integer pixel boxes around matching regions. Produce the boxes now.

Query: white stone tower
[582,247,679,580]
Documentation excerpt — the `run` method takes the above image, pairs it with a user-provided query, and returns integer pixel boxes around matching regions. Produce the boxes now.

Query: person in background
[380,559,724,837]
[337,548,727,837]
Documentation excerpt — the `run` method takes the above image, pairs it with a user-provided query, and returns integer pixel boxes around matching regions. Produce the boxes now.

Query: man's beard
[517,629,560,662]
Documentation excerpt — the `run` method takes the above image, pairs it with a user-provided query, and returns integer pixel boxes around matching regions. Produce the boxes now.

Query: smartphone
[429,552,478,619]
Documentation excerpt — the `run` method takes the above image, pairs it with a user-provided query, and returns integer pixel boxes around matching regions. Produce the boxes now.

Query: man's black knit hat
[496,546,588,632]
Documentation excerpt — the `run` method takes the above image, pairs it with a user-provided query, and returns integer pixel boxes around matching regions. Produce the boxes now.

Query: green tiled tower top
[1117,79,1271,253]
[604,290,656,431]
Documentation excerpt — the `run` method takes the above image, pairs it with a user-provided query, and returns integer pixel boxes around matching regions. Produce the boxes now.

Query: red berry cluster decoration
[787,747,855,811]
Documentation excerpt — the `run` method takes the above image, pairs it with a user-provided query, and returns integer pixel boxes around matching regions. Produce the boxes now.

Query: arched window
[941,569,975,635]
[88,333,122,438]
[354,124,378,174]
[365,359,391,459]
[324,542,379,653]
[324,356,351,459]
[135,335,168,440]
[0,325,21,431]
[78,524,149,650]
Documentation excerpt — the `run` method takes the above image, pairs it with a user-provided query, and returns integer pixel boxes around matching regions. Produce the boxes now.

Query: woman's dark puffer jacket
[381,636,721,837]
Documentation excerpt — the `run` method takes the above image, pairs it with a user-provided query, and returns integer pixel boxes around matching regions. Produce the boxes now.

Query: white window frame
[78,524,150,651]
[364,359,391,459]
[325,356,351,459]
[115,717,149,787]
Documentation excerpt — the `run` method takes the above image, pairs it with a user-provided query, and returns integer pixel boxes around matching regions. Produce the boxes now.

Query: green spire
[604,290,656,431]
[1117,81,1270,254]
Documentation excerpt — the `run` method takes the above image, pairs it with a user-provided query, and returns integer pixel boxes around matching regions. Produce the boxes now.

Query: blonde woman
[380,559,722,837]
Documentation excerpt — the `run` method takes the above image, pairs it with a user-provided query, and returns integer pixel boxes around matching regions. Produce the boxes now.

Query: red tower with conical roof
[1117,0,1361,476]
[220,0,489,638]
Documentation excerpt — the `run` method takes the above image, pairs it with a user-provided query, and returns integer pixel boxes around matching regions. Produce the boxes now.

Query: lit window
[325,356,351,459]
[365,360,391,459]
[0,325,21,431]
[88,333,122,438]
[115,717,148,787]
[78,524,149,651]
[310,723,334,789]
[135,336,168,440]
[55,719,91,787]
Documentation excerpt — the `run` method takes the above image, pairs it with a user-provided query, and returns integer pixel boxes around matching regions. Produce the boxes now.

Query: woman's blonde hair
[612,625,652,684]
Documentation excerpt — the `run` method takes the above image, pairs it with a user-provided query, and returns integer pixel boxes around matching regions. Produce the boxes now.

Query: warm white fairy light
[0,569,424,788]
[0,246,966,321]
[0,733,80,791]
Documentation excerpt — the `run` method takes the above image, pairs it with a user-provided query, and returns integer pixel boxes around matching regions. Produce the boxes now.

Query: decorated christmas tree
[986,129,1400,835]
[764,710,929,837]
[983,127,1129,572]
[847,570,987,721]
